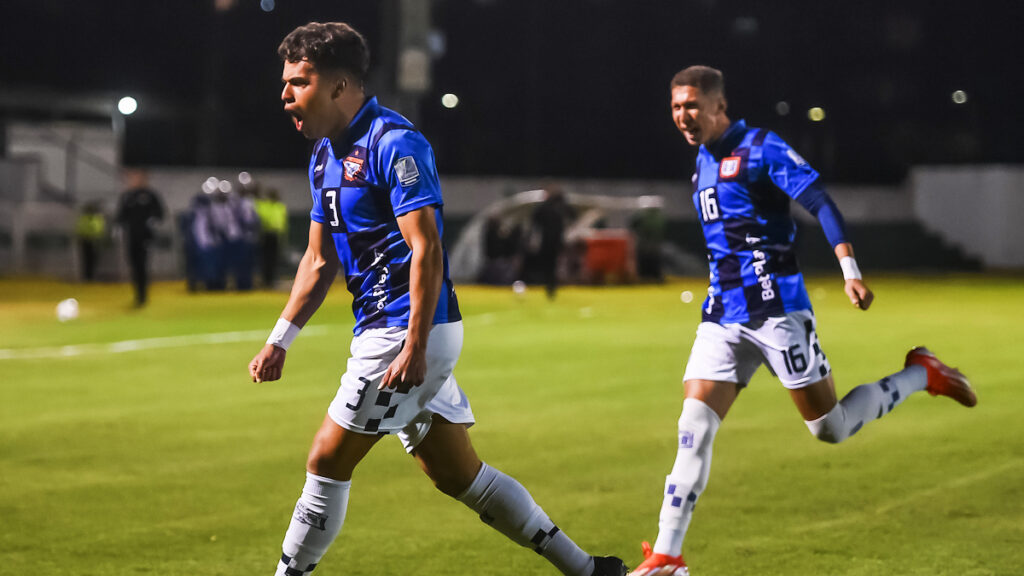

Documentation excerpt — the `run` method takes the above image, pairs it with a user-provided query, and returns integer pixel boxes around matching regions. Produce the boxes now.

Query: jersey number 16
[699,187,720,222]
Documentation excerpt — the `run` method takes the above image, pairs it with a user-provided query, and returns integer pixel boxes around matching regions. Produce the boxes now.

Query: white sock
[653,398,721,557]
[275,473,351,576]
[457,462,594,576]
[805,364,927,443]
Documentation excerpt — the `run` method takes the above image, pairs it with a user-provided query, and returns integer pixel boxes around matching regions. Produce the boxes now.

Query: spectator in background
[184,190,221,291]
[115,169,164,306]
[255,188,288,289]
[207,190,238,291]
[229,185,260,291]
[75,201,106,282]
[524,187,571,299]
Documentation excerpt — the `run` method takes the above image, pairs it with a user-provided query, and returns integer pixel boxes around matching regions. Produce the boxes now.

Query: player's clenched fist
[844,278,874,311]
[250,343,287,383]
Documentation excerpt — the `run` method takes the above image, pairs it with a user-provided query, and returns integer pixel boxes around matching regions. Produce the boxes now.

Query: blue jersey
[308,97,460,335]
[692,119,819,324]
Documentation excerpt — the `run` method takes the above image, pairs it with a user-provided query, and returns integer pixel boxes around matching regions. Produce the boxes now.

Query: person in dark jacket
[115,169,164,306]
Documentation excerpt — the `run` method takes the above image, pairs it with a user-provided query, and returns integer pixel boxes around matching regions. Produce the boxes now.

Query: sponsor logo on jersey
[719,156,741,178]
[394,156,420,187]
[343,156,364,181]
[752,249,776,301]
[786,149,807,166]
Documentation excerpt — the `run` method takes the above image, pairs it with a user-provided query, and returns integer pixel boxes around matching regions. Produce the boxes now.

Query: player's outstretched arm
[250,220,339,382]
[834,242,873,311]
[379,206,443,391]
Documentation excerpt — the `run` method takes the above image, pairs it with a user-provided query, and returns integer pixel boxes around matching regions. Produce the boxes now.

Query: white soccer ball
[512,280,527,295]
[56,298,79,322]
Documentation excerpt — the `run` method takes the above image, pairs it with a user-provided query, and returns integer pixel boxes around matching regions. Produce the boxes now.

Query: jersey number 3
[324,188,341,227]
[699,187,720,222]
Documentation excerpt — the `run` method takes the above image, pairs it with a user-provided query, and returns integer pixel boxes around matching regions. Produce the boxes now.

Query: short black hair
[670,65,725,96]
[278,22,370,81]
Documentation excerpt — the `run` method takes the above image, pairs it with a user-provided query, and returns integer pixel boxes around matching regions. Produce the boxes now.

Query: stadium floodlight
[952,90,968,104]
[117,96,138,115]
[260,0,275,12]
[441,93,460,109]
[775,101,790,116]
[807,106,826,122]
[238,171,253,186]
[218,180,233,193]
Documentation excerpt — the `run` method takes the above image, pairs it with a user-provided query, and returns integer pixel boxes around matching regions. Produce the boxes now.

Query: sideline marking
[0,326,335,361]
[0,310,508,361]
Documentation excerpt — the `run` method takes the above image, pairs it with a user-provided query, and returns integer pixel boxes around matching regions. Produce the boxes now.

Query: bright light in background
[807,106,826,122]
[952,90,968,104]
[202,177,219,194]
[260,0,275,12]
[218,180,233,193]
[117,96,137,115]
[238,171,253,186]
[775,101,790,116]
[441,93,460,109]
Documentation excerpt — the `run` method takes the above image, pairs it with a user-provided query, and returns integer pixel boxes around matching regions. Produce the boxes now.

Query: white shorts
[682,309,831,389]
[327,321,474,452]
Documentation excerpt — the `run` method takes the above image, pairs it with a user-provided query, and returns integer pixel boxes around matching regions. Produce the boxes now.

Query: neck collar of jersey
[329,95,379,154]
[704,119,747,160]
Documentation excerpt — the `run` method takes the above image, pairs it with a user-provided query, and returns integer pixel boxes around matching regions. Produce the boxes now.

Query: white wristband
[267,318,301,350]
[839,256,862,281]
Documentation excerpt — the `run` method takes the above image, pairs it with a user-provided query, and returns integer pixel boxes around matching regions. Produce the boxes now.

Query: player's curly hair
[278,22,370,82]
[671,65,725,96]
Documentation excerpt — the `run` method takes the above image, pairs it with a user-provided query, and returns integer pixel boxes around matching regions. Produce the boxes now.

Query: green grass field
[1,275,1022,575]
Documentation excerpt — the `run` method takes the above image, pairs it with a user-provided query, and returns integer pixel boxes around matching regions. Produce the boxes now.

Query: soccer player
[628,66,977,576]
[248,22,626,576]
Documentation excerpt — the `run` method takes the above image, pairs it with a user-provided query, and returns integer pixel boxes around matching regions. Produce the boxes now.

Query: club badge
[719,156,741,179]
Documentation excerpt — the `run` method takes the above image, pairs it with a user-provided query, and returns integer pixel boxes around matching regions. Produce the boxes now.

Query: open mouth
[288,110,304,132]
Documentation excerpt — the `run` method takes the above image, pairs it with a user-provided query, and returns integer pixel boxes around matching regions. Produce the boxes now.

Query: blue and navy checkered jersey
[308,97,460,335]
[692,119,818,324]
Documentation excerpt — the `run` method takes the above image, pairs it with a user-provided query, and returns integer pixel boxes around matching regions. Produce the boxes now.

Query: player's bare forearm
[398,207,442,351]
[281,221,339,327]
[380,207,442,390]
[250,221,338,383]
[833,242,874,311]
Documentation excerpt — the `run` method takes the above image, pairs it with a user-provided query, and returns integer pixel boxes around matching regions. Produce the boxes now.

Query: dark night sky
[2,0,1021,183]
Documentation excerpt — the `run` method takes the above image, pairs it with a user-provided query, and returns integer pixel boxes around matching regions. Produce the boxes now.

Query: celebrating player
[248,22,626,576]
[628,66,977,576]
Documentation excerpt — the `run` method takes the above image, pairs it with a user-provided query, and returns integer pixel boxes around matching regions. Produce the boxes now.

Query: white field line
[0,325,334,360]
[0,311,507,361]
[792,459,1023,534]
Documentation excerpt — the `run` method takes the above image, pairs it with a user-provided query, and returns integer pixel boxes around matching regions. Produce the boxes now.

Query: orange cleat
[905,346,977,407]
[628,542,690,576]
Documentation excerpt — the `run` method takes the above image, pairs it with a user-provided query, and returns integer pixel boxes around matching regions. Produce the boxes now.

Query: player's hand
[249,344,287,382]
[379,344,427,393]
[844,279,874,311]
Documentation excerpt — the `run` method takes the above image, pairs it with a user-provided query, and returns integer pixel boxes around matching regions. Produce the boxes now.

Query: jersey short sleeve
[376,129,443,217]
[309,139,326,223]
[760,131,820,200]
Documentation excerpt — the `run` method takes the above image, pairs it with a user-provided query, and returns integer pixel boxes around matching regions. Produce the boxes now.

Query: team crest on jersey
[343,156,364,181]
[719,156,741,178]
[394,156,420,187]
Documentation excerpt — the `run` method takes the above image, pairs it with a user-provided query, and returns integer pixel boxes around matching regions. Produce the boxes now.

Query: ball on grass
[56,298,79,322]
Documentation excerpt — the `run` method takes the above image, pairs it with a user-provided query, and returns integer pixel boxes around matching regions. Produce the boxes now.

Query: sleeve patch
[786,149,807,166]
[394,156,420,187]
